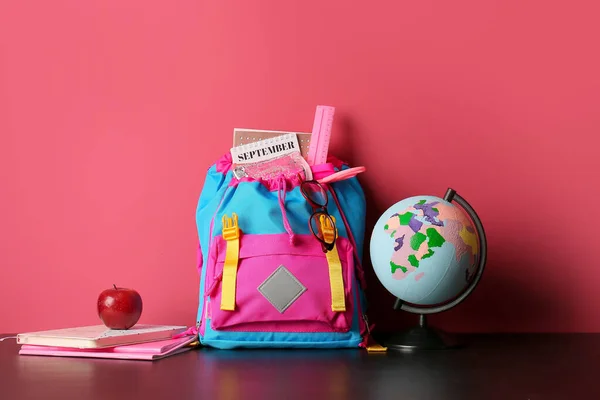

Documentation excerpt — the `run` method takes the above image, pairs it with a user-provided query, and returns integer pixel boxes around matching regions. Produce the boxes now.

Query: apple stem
[113,284,117,290]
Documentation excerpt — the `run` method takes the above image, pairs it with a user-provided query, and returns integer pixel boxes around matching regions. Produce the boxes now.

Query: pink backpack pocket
[204,233,356,334]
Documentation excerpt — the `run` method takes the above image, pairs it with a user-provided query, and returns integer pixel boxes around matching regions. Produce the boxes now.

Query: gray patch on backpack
[257,265,307,313]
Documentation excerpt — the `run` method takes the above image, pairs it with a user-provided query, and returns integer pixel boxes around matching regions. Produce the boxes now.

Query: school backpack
[193,144,375,350]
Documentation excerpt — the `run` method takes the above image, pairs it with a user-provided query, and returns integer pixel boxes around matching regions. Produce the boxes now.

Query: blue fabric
[195,160,367,349]
[195,166,234,324]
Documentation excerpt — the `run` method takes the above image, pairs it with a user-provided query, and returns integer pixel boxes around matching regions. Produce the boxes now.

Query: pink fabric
[215,152,347,191]
[204,233,355,333]
[277,176,295,244]
[214,148,348,174]
[310,162,336,181]
[196,243,203,275]
[215,152,303,190]
[215,152,233,173]
[172,326,199,339]
[231,174,303,191]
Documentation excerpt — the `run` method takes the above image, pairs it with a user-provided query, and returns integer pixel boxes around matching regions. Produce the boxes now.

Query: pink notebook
[18,335,197,361]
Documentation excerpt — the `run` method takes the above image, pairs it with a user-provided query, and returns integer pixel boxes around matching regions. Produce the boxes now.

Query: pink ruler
[307,105,335,166]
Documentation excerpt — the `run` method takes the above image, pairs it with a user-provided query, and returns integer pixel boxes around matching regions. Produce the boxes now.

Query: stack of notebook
[15,324,198,361]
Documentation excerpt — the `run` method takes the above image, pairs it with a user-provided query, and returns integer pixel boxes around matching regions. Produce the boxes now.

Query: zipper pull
[172,325,200,339]
[206,272,223,297]
[233,166,247,179]
[361,313,387,353]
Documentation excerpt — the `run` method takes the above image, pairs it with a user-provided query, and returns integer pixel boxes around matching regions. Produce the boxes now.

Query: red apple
[97,284,143,329]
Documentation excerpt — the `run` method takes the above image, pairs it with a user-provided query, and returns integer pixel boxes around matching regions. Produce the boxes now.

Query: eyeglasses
[299,176,337,252]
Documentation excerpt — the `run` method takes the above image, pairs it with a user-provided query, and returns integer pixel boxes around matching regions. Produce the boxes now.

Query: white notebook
[16,324,187,349]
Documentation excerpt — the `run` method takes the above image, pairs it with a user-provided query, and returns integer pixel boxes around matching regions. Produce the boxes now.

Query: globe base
[383,314,463,351]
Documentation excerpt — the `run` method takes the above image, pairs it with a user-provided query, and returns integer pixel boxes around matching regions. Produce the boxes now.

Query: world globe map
[370,195,480,306]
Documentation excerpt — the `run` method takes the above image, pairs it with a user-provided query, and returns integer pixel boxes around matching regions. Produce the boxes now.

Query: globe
[371,195,479,306]
[369,188,487,350]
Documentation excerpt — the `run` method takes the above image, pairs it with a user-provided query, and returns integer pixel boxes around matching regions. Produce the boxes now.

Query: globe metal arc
[395,188,487,314]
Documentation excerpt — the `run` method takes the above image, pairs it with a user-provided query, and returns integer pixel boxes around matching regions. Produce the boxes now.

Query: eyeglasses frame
[298,174,337,252]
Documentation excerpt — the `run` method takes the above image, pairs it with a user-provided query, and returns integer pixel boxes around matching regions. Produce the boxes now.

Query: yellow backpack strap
[321,215,346,312]
[220,213,240,311]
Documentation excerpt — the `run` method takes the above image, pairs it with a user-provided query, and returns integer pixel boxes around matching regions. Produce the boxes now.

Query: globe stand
[382,188,487,352]
[383,304,462,351]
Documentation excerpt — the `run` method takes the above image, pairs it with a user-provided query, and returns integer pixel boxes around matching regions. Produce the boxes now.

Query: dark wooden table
[2,333,599,399]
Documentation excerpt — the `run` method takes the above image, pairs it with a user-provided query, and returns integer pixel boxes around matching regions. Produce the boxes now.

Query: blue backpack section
[194,156,367,349]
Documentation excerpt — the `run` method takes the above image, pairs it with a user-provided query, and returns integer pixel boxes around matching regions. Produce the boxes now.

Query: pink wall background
[1,1,599,334]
